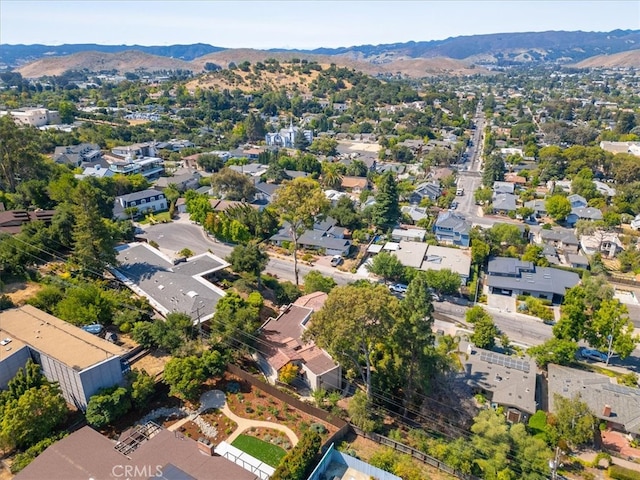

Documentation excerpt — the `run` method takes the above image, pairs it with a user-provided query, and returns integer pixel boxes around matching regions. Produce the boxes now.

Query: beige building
[0,107,60,127]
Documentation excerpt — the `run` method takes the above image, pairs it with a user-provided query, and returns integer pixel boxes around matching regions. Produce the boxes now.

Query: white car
[389,283,408,294]
[330,255,343,267]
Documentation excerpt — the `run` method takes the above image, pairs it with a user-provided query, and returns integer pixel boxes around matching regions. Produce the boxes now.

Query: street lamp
[549,446,561,480]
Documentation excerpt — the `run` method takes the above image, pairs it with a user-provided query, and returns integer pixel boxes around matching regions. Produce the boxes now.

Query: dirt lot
[129,350,172,377]
[3,281,43,305]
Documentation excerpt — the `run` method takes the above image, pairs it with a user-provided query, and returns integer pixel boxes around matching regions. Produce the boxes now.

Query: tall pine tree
[71,182,116,276]
[372,171,400,231]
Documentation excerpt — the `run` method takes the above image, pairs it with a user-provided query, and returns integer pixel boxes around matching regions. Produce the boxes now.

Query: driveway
[487,293,516,313]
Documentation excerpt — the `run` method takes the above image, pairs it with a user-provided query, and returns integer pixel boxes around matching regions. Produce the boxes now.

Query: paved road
[138,217,360,286]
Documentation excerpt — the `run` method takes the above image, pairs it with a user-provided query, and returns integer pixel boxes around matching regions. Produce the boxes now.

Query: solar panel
[479,351,530,373]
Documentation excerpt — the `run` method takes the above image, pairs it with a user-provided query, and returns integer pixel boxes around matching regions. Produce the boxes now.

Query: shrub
[246,291,264,309]
[226,382,241,394]
[310,423,327,434]
[609,464,640,480]
[119,322,132,333]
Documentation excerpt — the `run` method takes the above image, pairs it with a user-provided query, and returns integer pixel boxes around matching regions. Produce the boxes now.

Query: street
[138,216,360,286]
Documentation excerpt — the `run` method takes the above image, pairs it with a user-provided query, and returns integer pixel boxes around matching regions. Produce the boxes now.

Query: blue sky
[2,1,638,49]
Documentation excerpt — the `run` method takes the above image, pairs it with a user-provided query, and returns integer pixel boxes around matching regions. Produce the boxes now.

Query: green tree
[424,268,462,295]
[303,270,336,294]
[587,299,638,360]
[366,251,404,283]
[210,291,260,347]
[226,242,269,288]
[395,272,435,415]
[70,182,116,276]
[85,386,131,428]
[163,355,207,401]
[550,394,596,448]
[329,195,361,230]
[545,195,572,222]
[372,172,400,231]
[0,385,68,450]
[309,137,338,156]
[470,408,514,479]
[304,283,397,399]
[347,390,377,433]
[320,162,344,189]
[294,130,310,151]
[271,177,330,285]
[471,316,499,350]
[210,168,256,202]
[244,112,266,142]
[129,370,156,410]
[0,116,50,192]
[271,430,321,480]
[527,338,579,368]
[6,360,46,400]
[471,239,490,266]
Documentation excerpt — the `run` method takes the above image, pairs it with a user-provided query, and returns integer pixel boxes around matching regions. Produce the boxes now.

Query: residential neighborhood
[1,17,640,480]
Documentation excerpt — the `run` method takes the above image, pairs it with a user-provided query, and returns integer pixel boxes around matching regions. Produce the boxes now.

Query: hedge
[609,464,640,480]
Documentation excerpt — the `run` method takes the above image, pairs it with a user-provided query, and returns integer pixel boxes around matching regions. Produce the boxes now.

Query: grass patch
[138,211,172,225]
[231,434,286,467]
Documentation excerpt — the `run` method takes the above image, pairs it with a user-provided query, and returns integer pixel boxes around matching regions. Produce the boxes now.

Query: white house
[113,189,167,219]
[265,120,313,148]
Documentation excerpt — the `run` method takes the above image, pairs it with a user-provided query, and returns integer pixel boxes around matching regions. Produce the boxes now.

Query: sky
[1,1,639,49]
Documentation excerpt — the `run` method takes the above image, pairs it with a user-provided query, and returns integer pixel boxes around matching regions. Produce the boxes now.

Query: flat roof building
[0,306,128,409]
[113,243,228,323]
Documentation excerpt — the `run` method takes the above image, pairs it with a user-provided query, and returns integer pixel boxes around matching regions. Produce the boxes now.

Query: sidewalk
[577,451,640,473]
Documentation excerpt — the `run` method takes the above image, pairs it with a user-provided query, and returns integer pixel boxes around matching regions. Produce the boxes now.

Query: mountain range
[2,29,639,78]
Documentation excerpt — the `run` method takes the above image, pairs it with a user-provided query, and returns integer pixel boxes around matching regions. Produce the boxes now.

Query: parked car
[389,283,408,294]
[330,255,343,267]
[581,348,607,362]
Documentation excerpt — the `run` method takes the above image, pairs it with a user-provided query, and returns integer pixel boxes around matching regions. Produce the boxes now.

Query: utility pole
[606,333,614,365]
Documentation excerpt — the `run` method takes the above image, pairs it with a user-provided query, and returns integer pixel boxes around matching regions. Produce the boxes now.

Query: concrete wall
[0,345,30,389]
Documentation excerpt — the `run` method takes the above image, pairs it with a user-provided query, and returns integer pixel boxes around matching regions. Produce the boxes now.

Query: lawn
[231,434,286,467]
[138,211,172,224]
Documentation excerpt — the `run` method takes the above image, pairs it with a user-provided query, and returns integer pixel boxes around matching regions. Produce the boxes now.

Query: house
[391,227,426,243]
[209,199,259,213]
[401,205,430,224]
[107,152,164,179]
[599,141,640,157]
[391,241,429,269]
[112,243,228,323]
[0,306,128,409]
[309,443,401,480]
[53,143,102,167]
[228,163,269,178]
[486,257,580,303]
[492,193,517,214]
[580,231,624,258]
[458,342,537,423]
[594,181,616,197]
[505,172,527,186]
[548,364,640,438]
[182,151,231,170]
[111,142,158,158]
[253,181,280,204]
[15,424,259,480]
[567,206,603,226]
[567,194,588,209]
[0,107,59,127]
[154,169,202,191]
[565,253,590,269]
[524,199,547,217]
[427,167,454,182]
[324,189,350,205]
[340,176,369,193]
[265,120,313,148]
[421,245,472,284]
[76,164,115,180]
[493,181,515,195]
[536,228,580,254]
[434,211,471,247]
[410,182,442,204]
[257,292,341,392]
[270,217,351,257]
[0,209,56,235]
[113,189,167,220]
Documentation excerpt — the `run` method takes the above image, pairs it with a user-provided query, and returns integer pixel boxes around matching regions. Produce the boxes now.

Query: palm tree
[321,163,343,190]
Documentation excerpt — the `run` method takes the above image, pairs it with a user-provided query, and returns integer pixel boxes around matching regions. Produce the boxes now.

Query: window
[141,199,146,204]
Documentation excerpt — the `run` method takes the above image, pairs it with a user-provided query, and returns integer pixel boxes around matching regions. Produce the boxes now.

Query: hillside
[572,48,640,68]
[16,50,196,78]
